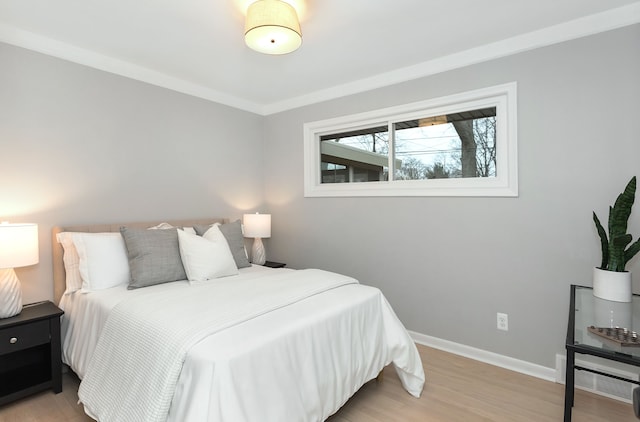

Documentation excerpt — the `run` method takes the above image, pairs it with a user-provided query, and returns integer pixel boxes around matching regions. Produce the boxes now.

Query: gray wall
[263,24,640,368]
[1,24,638,371]
[0,43,265,303]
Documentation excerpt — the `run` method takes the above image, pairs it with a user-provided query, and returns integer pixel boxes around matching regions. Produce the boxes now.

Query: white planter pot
[593,267,632,303]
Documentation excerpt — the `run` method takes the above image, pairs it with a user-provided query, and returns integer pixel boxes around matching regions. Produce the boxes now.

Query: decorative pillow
[56,232,83,295]
[61,232,130,292]
[194,220,251,269]
[120,227,187,289]
[177,228,238,282]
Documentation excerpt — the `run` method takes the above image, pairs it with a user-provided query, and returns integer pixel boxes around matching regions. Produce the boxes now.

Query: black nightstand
[263,261,286,268]
[0,301,64,406]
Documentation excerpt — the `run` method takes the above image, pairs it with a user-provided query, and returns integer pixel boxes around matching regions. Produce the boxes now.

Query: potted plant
[592,176,640,302]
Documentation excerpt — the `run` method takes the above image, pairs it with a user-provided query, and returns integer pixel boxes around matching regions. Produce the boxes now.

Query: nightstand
[0,301,64,406]
[263,261,286,268]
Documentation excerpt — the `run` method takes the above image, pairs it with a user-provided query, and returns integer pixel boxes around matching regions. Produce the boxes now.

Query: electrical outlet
[497,313,508,331]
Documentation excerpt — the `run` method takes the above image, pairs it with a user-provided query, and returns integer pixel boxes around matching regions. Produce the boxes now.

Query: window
[304,83,518,197]
[320,125,391,183]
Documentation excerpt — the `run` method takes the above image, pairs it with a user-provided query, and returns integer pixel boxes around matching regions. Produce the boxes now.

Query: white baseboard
[408,331,639,403]
[408,330,557,382]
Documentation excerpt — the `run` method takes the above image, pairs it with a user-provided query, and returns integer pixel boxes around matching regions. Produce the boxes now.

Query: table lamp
[0,222,39,318]
[243,213,271,265]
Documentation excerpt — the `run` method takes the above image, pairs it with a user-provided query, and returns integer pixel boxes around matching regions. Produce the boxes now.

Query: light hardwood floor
[0,344,637,421]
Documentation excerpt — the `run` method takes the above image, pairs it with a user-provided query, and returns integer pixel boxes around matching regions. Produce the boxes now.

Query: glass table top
[572,285,640,360]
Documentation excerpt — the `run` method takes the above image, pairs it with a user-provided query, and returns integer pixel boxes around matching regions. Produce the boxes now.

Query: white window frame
[303,82,518,197]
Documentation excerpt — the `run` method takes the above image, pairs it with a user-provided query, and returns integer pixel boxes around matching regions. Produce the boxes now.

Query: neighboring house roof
[321,141,402,169]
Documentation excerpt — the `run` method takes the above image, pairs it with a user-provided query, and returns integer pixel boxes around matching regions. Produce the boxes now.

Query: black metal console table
[565,284,640,421]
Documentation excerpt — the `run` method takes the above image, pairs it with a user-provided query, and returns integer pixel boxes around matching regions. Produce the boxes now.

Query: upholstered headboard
[51,218,227,305]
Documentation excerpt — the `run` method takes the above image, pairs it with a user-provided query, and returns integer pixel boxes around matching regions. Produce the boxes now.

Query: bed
[52,218,425,422]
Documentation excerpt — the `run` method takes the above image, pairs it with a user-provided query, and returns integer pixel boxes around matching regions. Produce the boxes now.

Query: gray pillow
[194,220,251,269]
[120,227,187,289]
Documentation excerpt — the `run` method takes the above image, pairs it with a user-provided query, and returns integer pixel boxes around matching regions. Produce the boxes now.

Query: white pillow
[72,233,131,292]
[56,232,83,295]
[177,227,238,283]
[207,222,248,259]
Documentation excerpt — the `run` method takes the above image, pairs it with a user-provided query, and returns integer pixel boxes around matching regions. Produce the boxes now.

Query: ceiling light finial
[244,0,302,55]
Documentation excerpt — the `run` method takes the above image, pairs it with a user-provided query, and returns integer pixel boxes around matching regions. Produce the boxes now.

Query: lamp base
[251,238,266,266]
[0,268,23,319]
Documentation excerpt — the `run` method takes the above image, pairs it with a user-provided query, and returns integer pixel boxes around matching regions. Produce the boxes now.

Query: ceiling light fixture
[244,0,302,55]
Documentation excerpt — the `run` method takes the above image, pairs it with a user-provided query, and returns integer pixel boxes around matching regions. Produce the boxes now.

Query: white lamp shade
[0,223,39,269]
[245,0,302,55]
[243,214,271,238]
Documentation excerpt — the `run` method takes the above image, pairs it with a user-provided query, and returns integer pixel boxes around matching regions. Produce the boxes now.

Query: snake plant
[593,176,640,272]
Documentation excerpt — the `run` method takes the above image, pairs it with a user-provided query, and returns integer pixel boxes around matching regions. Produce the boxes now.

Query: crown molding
[263,2,640,114]
[0,24,264,115]
[1,2,639,116]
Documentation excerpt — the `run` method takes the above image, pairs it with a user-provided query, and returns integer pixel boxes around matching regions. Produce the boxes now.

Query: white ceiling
[1,1,639,114]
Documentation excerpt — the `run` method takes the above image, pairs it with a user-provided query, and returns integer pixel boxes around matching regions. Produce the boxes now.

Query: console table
[565,284,640,421]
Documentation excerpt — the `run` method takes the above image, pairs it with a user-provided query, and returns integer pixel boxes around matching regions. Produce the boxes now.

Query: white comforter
[62,267,425,422]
